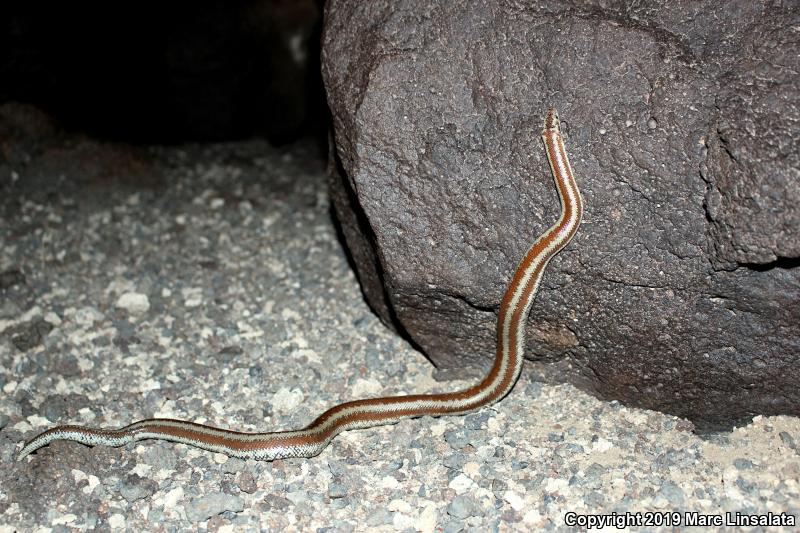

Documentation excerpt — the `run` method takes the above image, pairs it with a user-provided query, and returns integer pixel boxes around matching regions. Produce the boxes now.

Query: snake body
[18,108,583,461]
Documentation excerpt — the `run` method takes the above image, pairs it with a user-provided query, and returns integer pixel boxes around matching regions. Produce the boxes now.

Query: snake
[18,107,583,461]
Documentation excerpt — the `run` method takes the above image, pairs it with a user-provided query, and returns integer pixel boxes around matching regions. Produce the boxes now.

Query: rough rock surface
[321,0,800,430]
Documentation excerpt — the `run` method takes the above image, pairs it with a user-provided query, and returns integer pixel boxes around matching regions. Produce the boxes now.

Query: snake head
[543,107,561,132]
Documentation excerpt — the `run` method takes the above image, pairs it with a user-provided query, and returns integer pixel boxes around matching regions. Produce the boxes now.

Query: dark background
[0,0,327,145]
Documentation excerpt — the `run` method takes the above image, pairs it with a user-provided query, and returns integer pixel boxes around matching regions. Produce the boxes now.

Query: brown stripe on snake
[18,107,584,462]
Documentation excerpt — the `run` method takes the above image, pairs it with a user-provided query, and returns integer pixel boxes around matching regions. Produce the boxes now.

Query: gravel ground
[1,139,798,532]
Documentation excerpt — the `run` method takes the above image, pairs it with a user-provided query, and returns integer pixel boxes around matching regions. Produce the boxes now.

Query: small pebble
[659,481,685,505]
[185,493,244,523]
[119,474,157,503]
[447,494,479,519]
[328,483,348,499]
[115,292,150,315]
[237,472,257,494]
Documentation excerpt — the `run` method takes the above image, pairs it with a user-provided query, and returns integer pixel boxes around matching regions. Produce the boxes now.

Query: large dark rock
[321,0,800,430]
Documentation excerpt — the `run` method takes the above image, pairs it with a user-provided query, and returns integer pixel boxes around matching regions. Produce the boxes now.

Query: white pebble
[108,514,125,529]
[116,292,150,315]
[503,490,524,511]
[272,388,304,414]
[448,473,474,493]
